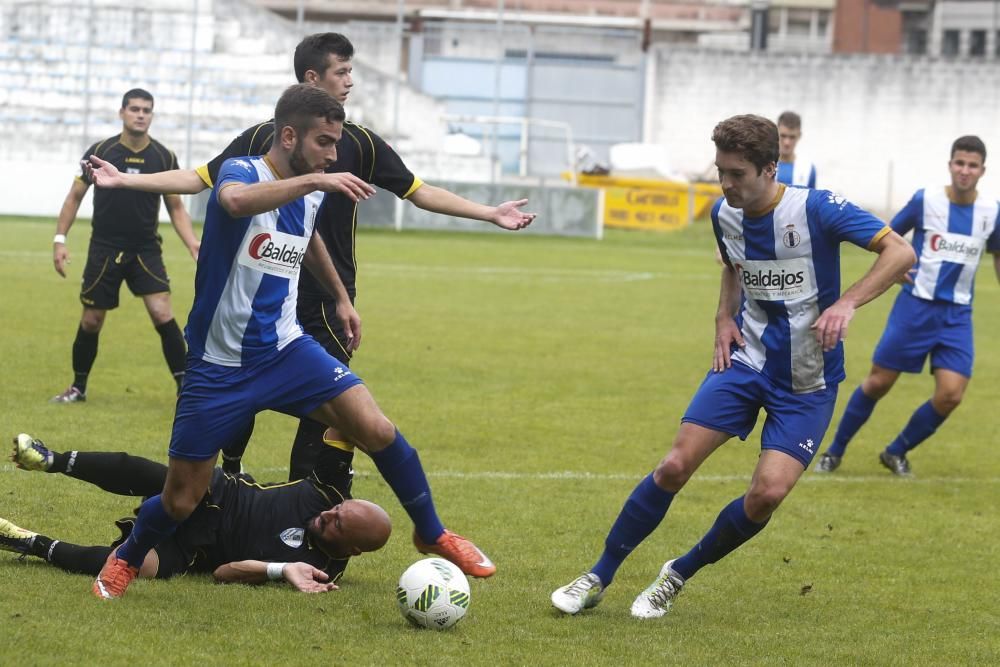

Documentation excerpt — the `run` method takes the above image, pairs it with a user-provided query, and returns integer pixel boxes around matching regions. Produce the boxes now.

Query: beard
[288,142,313,177]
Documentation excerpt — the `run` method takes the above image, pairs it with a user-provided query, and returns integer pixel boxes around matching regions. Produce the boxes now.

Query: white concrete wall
[648,47,1000,216]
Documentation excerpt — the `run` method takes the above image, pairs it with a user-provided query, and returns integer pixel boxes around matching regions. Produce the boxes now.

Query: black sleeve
[310,446,354,499]
[358,125,418,197]
[202,121,275,186]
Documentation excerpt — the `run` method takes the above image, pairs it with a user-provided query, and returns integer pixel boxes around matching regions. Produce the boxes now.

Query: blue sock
[671,496,768,581]
[369,430,445,545]
[591,474,675,587]
[115,495,179,568]
[886,401,946,456]
[826,386,878,457]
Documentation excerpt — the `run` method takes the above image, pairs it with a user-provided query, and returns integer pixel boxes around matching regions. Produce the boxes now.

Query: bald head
[339,499,392,554]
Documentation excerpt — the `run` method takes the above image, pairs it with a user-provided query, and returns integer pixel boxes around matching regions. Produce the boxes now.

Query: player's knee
[932,391,963,415]
[80,311,105,332]
[745,483,790,520]
[160,491,199,521]
[357,415,396,451]
[862,376,893,400]
[653,454,692,491]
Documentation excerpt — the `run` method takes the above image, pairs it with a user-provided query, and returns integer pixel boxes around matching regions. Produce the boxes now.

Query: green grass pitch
[1,216,998,664]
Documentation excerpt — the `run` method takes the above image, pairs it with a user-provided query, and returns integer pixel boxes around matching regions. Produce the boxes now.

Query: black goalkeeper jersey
[79,134,178,251]
[197,120,420,300]
[206,474,349,582]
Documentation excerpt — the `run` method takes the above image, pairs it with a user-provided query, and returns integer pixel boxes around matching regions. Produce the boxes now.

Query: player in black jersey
[2,433,391,593]
[51,89,200,404]
[86,34,536,482]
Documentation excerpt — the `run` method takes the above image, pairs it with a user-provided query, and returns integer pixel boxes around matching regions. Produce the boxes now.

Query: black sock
[72,325,99,393]
[155,319,187,389]
[54,451,168,496]
[288,418,327,481]
[33,536,113,575]
[220,416,255,471]
[48,450,70,473]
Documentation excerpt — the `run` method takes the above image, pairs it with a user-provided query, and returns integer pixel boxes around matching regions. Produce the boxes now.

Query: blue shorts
[168,336,365,461]
[682,361,838,467]
[872,290,973,378]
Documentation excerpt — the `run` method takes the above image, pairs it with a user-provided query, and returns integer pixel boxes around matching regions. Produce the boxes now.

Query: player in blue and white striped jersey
[552,114,913,619]
[93,85,495,601]
[817,135,1000,476]
[776,111,817,188]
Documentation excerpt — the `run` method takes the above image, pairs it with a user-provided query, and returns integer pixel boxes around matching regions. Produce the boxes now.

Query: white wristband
[53,234,67,245]
[266,562,287,581]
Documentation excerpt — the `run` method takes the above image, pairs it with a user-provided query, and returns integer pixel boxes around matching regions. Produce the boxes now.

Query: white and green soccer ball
[396,557,471,630]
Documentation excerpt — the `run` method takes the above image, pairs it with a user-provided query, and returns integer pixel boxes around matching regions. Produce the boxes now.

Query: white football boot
[630,559,685,619]
[551,572,604,615]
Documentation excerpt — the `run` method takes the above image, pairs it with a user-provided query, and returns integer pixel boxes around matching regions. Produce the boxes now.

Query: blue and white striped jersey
[776,159,816,189]
[712,186,889,394]
[891,187,1000,305]
[186,156,323,367]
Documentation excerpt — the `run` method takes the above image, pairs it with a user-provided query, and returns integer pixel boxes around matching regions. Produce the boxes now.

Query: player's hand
[53,243,70,278]
[897,268,916,285]
[84,155,125,188]
[317,172,376,202]
[713,316,744,372]
[283,562,338,593]
[336,300,362,353]
[188,240,201,262]
[491,199,537,230]
[812,300,856,352]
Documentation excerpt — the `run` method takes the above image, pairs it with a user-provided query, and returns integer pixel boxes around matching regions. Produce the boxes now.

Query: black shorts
[80,242,170,310]
[297,294,353,365]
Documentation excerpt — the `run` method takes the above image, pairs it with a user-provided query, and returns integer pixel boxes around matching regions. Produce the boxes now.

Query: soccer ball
[396,558,471,630]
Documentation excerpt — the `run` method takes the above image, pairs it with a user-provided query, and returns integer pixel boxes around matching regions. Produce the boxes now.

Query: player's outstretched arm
[213,560,338,592]
[163,194,200,261]
[407,184,537,230]
[53,179,89,278]
[811,230,915,351]
[84,156,208,194]
[303,233,361,352]
[219,173,373,219]
[713,265,745,372]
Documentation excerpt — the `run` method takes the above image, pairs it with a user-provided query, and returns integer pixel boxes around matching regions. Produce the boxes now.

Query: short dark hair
[951,135,986,162]
[294,33,354,82]
[777,111,801,131]
[274,84,346,138]
[712,115,779,173]
[121,88,154,109]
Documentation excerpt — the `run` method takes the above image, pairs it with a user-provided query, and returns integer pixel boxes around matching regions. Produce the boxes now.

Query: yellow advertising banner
[570,174,723,232]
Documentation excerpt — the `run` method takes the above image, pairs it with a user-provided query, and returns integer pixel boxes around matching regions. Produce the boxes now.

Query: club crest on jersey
[782,225,801,248]
[238,226,308,278]
[280,528,305,548]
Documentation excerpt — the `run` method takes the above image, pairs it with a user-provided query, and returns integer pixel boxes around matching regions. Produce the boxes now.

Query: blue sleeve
[809,189,888,249]
[710,197,732,266]
[808,166,817,189]
[889,190,923,236]
[988,207,1000,252]
[216,157,260,193]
